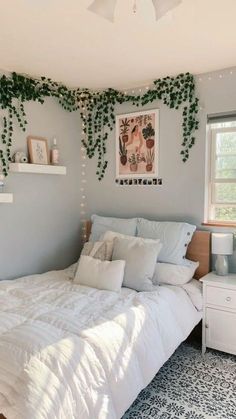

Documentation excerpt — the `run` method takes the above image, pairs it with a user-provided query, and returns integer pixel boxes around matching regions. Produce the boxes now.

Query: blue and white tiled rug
[123,343,236,419]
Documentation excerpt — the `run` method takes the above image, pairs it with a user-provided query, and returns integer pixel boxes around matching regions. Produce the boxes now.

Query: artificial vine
[0,71,199,179]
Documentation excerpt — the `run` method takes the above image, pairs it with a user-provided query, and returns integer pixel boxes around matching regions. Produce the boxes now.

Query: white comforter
[0,269,201,419]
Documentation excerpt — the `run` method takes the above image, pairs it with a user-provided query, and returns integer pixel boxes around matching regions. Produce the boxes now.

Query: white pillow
[112,236,162,292]
[89,214,137,241]
[152,260,199,286]
[137,218,196,265]
[74,255,125,292]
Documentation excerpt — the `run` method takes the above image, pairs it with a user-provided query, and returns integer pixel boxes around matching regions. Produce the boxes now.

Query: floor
[123,342,236,419]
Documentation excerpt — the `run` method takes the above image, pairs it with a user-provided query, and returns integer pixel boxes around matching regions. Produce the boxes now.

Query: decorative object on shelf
[212,233,234,276]
[12,151,28,163]
[0,71,199,180]
[27,136,49,165]
[50,137,60,165]
[88,0,182,22]
[116,110,159,179]
[115,177,162,186]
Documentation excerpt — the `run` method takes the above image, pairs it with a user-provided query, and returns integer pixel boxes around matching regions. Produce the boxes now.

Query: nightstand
[201,272,236,355]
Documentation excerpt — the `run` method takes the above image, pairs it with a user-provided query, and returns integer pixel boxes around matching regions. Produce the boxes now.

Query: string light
[80,111,88,244]
[196,70,235,82]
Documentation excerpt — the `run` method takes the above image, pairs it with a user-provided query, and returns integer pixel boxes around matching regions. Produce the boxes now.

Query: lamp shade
[88,0,117,22]
[152,0,182,20]
[212,233,234,255]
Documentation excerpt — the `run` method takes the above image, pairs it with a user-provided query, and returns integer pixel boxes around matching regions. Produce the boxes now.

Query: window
[206,114,236,225]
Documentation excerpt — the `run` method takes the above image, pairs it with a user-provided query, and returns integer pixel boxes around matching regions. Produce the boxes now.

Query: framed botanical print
[116,109,159,178]
[27,136,49,165]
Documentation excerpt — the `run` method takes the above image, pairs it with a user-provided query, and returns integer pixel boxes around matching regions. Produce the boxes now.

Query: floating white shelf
[10,163,67,175]
[0,193,13,203]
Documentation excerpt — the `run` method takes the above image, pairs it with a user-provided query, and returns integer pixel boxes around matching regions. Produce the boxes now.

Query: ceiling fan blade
[152,0,182,20]
[88,0,118,22]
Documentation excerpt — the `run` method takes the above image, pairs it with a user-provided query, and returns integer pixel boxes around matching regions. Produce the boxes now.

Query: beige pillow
[112,236,162,292]
[81,241,113,261]
[74,256,125,292]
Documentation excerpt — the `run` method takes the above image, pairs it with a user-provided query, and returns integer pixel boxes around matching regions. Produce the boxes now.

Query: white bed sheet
[0,269,202,419]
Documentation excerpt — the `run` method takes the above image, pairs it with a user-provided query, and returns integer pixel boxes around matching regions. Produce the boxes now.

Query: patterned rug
[123,343,236,419]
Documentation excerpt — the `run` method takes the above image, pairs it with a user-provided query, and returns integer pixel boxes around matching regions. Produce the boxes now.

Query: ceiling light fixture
[88,0,182,22]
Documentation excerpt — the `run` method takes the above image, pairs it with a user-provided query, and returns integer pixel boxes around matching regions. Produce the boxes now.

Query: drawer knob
[205,323,209,329]
[226,296,231,302]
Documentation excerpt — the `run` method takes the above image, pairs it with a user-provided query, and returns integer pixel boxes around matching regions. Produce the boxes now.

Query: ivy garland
[0,71,199,180]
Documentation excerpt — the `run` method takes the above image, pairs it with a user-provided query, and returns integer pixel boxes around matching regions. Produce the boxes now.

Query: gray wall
[85,67,236,272]
[1,67,236,280]
[0,98,81,280]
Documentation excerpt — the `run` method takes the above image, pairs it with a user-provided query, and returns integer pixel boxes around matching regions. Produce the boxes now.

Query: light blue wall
[85,67,236,272]
[0,98,81,280]
[1,67,236,280]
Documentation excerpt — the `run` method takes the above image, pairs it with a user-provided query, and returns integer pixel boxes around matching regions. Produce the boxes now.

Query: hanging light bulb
[152,0,182,20]
[88,0,117,22]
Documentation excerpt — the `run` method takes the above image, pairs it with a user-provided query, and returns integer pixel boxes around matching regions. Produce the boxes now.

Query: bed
[0,224,210,419]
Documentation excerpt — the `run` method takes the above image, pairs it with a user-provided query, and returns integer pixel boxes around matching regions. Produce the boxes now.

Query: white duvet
[0,269,202,419]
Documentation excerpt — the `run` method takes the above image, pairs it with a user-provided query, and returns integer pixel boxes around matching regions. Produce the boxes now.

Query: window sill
[202,222,236,228]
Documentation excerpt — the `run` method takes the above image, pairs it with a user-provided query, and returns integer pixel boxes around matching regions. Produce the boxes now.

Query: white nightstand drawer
[205,307,236,355]
[206,286,236,309]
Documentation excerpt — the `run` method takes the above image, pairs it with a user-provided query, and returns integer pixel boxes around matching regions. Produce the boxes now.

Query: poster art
[116,109,159,178]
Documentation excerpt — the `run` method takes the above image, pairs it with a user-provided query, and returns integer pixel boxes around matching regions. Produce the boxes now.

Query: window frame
[205,124,236,225]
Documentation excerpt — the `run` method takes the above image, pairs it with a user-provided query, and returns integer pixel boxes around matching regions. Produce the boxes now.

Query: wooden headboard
[84,221,211,279]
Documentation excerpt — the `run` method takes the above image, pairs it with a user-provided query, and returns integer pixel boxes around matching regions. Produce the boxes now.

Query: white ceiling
[0,0,236,88]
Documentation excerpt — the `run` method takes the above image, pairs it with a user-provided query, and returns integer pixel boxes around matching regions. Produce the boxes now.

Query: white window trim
[205,125,236,224]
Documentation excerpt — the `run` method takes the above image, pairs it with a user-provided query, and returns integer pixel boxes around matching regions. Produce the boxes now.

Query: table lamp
[212,233,234,276]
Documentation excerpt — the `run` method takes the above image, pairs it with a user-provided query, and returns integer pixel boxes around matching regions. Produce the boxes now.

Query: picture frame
[27,136,49,165]
[116,109,159,179]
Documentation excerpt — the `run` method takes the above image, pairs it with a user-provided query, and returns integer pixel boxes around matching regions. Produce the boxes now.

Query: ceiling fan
[88,0,182,22]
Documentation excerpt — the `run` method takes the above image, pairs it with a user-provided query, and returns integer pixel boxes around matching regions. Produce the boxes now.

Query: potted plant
[128,153,141,172]
[119,136,127,165]
[145,149,154,172]
[142,123,155,149]
[120,118,130,143]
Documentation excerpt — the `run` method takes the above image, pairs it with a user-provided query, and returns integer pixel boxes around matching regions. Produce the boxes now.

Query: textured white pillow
[81,241,113,261]
[74,255,125,292]
[101,230,133,242]
[112,236,162,292]
[152,260,199,286]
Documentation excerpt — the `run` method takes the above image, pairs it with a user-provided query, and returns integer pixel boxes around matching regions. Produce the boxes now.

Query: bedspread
[0,269,201,419]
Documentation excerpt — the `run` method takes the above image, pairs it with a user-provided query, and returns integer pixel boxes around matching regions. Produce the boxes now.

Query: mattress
[0,268,202,419]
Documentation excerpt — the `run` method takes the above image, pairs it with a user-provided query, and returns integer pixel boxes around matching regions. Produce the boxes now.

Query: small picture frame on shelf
[27,136,49,165]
